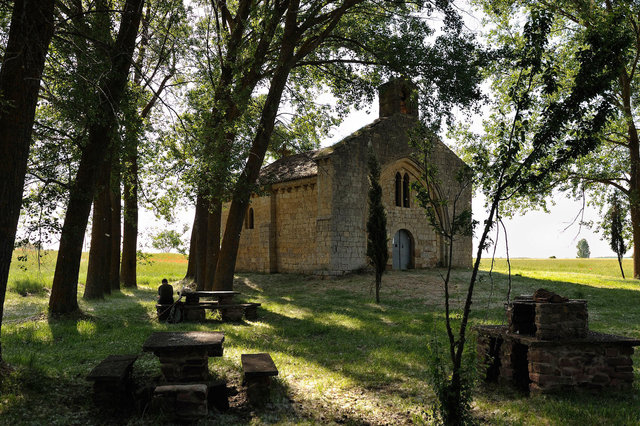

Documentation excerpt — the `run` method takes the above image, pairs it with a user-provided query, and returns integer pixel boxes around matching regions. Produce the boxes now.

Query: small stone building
[221,80,472,275]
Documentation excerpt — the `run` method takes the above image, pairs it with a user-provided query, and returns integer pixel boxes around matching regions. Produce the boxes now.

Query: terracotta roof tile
[259,150,319,185]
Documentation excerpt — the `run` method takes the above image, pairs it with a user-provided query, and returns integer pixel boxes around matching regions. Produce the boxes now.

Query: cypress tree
[366,149,389,303]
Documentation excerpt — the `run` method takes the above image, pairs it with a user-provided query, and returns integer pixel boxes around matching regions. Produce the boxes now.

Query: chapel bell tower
[378,79,419,119]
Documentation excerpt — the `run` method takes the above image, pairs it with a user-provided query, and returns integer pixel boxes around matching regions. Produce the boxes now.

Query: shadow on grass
[224,270,640,424]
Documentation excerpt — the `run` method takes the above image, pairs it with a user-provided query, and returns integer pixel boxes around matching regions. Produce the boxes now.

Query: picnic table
[142,331,224,382]
[177,290,259,322]
[179,290,239,305]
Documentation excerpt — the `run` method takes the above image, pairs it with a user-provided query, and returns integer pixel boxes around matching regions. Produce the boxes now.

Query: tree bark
[110,163,121,291]
[204,200,221,291]
[49,0,145,313]
[185,205,198,281]
[0,0,55,361]
[194,194,209,290]
[120,144,138,287]
[84,160,112,299]
[620,70,640,279]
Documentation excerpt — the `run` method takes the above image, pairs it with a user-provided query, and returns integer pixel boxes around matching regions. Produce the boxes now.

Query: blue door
[392,229,411,270]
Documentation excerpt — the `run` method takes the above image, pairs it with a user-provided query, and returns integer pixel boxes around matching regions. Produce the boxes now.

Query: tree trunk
[617,253,626,279]
[185,208,197,281]
[214,59,295,291]
[84,160,112,299]
[0,0,54,361]
[630,204,640,279]
[49,0,145,313]
[620,71,640,279]
[194,194,209,291]
[120,145,138,288]
[375,272,381,304]
[110,163,121,291]
[204,200,221,291]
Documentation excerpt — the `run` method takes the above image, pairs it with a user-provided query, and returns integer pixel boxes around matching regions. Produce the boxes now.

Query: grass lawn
[1,253,639,425]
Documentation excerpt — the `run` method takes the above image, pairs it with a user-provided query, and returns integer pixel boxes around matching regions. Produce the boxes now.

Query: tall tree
[0,0,55,362]
[480,0,640,277]
[84,159,114,299]
[49,0,145,314]
[576,238,590,258]
[84,0,117,299]
[366,149,388,304]
[441,8,630,422]
[120,0,186,288]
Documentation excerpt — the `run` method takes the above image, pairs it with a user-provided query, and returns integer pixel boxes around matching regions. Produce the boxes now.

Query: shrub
[426,335,477,425]
[9,278,46,296]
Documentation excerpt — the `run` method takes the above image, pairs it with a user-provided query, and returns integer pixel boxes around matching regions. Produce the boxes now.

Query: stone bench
[152,383,208,421]
[86,354,138,406]
[241,353,278,405]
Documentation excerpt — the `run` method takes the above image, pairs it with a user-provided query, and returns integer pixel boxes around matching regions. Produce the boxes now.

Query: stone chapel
[221,80,472,275]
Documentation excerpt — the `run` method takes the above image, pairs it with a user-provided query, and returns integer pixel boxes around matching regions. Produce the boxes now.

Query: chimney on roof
[378,78,418,119]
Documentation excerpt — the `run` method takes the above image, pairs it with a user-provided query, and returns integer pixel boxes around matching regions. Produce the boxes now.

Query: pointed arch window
[395,173,402,207]
[245,208,254,229]
[403,173,410,208]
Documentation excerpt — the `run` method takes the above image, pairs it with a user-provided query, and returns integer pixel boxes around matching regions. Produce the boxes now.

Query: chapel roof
[259,150,319,185]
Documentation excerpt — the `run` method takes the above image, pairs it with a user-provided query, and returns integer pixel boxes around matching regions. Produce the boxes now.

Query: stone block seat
[241,353,278,405]
[152,383,208,421]
[86,354,138,405]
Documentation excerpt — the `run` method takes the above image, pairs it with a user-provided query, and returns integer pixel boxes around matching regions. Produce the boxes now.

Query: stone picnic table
[177,290,257,322]
[142,331,225,382]
[179,290,239,305]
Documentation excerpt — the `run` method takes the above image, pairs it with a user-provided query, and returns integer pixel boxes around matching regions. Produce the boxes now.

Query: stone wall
[316,113,472,273]
[273,177,318,272]
[223,193,273,273]
[381,159,441,268]
[476,326,637,395]
[223,177,319,273]
[507,300,588,340]
[527,343,634,393]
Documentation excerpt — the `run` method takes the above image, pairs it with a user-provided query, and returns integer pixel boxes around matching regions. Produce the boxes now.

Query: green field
[1,253,639,425]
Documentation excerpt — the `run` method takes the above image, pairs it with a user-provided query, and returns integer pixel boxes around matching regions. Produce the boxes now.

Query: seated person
[157,278,174,305]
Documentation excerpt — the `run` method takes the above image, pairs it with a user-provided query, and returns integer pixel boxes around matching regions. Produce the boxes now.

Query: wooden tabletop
[142,331,225,355]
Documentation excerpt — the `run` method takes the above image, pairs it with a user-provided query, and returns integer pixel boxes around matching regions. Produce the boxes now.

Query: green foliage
[576,238,591,258]
[151,229,186,254]
[607,192,627,278]
[426,336,477,425]
[136,250,155,266]
[365,149,388,303]
[462,2,633,218]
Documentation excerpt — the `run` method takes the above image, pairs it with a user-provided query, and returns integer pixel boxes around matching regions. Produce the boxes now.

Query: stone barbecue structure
[221,80,472,275]
[477,290,640,394]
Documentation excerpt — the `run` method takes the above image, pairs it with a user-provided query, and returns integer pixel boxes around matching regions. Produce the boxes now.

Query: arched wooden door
[392,229,412,270]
